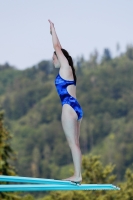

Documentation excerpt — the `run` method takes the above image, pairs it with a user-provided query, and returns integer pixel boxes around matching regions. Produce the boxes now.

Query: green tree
[0,111,16,175]
[126,44,133,60]
[101,48,112,63]
[0,109,35,200]
[40,154,133,200]
[88,49,99,68]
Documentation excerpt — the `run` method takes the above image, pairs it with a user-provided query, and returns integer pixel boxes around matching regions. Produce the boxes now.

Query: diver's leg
[61,104,82,180]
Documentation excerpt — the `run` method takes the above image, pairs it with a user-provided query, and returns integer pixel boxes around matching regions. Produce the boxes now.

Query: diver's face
[52,53,61,68]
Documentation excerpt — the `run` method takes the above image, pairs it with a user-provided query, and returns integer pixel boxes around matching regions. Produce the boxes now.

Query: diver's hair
[54,49,77,83]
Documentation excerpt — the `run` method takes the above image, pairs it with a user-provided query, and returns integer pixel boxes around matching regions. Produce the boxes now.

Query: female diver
[48,20,83,185]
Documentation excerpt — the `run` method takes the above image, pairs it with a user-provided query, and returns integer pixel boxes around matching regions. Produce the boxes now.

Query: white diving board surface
[0,175,120,191]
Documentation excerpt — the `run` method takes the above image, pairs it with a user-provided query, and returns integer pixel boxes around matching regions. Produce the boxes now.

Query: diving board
[0,175,76,185]
[0,175,120,191]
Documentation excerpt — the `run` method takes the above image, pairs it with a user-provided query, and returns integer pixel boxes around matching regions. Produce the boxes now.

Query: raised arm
[48,20,62,49]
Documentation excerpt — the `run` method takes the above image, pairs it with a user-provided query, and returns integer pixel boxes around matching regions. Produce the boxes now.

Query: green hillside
[0,45,133,186]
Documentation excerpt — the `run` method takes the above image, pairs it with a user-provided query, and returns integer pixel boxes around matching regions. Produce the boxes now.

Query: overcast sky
[0,0,133,70]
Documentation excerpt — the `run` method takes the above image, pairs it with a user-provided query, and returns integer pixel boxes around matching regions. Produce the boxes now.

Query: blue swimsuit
[55,73,83,121]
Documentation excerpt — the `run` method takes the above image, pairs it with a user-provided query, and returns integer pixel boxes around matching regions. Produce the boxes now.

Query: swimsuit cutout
[55,73,83,121]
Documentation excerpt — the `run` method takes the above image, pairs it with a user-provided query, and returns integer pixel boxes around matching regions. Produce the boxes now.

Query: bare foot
[62,175,82,183]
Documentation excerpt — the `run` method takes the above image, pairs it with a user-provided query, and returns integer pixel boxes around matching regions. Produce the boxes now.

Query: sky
[0,0,133,70]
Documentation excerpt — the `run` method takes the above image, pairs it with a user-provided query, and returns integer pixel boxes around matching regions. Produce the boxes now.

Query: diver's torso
[59,67,76,99]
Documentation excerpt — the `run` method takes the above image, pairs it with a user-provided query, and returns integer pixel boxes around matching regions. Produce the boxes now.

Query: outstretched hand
[48,19,55,35]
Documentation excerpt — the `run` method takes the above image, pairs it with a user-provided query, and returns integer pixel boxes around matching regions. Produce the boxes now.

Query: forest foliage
[0,44,133,199]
